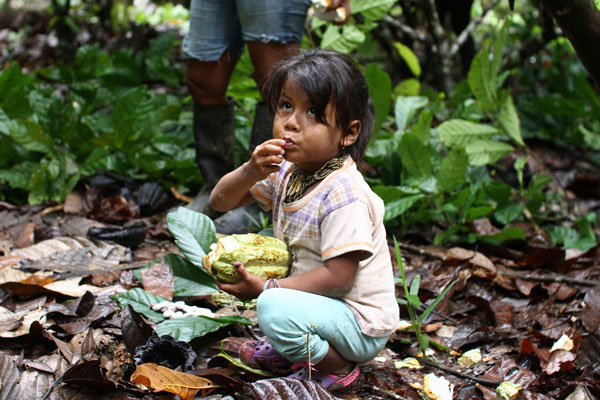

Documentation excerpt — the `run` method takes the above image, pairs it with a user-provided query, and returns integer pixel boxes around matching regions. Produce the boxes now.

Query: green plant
[0,38,196,205]
[306,0,396,54]
[244,210,272,233]
[394,237,455,353]
[361,19,593,247]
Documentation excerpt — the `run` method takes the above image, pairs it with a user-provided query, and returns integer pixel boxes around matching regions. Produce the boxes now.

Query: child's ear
[341,120,361,147]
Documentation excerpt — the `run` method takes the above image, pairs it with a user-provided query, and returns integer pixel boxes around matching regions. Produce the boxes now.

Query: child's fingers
[234,262,251,281]
[255,141,285,157]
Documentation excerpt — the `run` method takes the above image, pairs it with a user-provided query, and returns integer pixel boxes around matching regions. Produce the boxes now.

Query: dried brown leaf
[446,247,496,279]
[16,222,35,249]
[130,363,217,400]
[0,352,20,400]
[245,377,343,400]
[0,308,48,338]
[141,260,174,300]
[544,349,576,375]
[582,286,600,332]
[471,218,500,236]
[121,304,154,354]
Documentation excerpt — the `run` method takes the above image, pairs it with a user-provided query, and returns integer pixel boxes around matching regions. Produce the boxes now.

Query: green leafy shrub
[0,37,198,204]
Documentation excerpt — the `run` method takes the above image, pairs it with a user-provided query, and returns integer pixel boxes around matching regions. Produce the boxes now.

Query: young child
[210,48,399,392]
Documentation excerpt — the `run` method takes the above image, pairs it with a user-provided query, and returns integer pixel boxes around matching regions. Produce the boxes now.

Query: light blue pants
[257,288,389,364]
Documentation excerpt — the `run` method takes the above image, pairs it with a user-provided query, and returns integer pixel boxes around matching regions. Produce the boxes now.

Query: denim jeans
[183,0,311,61]
[257,288,390,364]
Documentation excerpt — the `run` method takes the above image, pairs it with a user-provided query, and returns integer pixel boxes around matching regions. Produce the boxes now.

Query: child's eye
[280,101,292,110]
[308,107,316,116]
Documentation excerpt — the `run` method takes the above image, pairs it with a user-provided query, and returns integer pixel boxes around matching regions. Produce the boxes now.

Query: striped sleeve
[250,173,276,210]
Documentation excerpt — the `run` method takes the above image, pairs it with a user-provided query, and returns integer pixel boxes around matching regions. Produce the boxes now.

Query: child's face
[272,79,355,173]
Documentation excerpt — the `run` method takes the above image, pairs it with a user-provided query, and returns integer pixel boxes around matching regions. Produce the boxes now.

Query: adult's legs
[246,42,301,151]
[185,49,240,214]
[186,48,239,106]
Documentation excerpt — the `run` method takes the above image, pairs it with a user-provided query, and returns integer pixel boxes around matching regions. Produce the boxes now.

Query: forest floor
[0,141,599,400]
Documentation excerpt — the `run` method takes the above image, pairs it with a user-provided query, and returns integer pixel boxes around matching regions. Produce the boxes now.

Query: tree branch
[382,15,428,43]
[498,271,600,287]
[449,0,502,57]
[425,0,453,94]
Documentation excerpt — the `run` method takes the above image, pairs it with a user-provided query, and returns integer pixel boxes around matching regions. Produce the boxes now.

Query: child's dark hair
[264,48,375,161]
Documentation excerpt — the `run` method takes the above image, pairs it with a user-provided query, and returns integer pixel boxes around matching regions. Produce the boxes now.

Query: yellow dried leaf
[496,381,522,400]
[130,363,217,400]
[457,348,482,367]
[424,373,454,400]
[394,357,422,370]
[550,334,574,353]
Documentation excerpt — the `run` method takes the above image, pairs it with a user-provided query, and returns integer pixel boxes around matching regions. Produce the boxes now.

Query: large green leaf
[479,226,526,245]
[384,194,425,221]
[364,64,391,136]
[408,110,432,143]
[572,213,597,251]
[497,93,524,147]
[494,203,525,225]
[0,63,34,119]
[436,149,467,193]
[466,140,514,165]
[437,119,499,148]
[399,133,432,178]
[580,123,600,150]
[113,288,168,322]
[468,51,497,112]
[395,96,428,132]
[0,109,10,135]
[364,131,402,165]
[164,253,218,296]
[321,25,365,54]
[7,118,54,154]
[373,185,420,202]
[394,42,421,77]
[351,0,395,21]
[166,207,217,269]
[154,315,251,342]
[0,161,36,190]
[111,86,154,148]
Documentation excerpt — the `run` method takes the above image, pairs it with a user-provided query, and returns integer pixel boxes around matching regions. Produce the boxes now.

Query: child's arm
[217,251,365,300]
[209,139,286,212]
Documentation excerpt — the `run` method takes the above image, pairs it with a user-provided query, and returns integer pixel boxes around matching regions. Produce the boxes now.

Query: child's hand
[216,262,266,301]
[244,139,286,182]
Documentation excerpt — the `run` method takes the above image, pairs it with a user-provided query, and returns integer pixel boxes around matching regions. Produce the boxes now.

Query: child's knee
[256,288,286,329]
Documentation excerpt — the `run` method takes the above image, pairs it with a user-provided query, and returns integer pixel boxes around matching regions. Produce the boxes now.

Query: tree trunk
[538,0,600,90]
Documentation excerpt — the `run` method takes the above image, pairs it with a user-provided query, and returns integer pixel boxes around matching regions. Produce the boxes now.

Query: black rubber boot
[211,103,274,234]
[188,100,236,216]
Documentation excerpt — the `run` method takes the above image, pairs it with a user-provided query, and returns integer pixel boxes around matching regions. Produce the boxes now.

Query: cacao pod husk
[202,234,291,283]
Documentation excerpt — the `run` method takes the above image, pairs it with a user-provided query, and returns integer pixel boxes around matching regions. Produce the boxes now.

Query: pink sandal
[287,363,362,393]
[239,339,292,374]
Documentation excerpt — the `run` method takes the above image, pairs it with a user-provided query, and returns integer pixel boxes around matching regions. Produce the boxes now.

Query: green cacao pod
[202,233,291,283]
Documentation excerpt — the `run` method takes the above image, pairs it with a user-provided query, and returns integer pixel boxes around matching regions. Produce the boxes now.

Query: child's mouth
[282,139,295,150]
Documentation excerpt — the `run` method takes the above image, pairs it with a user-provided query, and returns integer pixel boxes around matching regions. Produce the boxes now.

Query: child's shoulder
[319,161,368,205]
[323,161,383,210]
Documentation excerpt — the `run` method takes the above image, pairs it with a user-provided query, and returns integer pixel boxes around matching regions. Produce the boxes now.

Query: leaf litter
[0,167,598,400]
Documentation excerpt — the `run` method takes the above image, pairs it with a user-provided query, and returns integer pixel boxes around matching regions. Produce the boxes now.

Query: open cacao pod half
[202,233,291,283]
